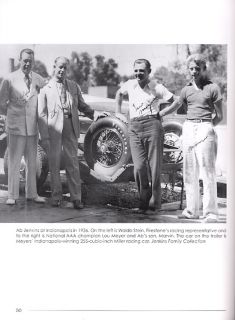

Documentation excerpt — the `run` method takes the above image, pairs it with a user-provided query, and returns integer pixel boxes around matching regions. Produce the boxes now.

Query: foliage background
[0,44,227,122]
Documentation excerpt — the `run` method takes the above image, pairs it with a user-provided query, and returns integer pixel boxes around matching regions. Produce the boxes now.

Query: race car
[0,95,184,187]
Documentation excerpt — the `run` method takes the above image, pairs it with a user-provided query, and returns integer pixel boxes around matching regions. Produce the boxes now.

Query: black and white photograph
[0,44,227,223]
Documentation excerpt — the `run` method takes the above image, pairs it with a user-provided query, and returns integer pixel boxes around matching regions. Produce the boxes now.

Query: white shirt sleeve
[119,80,130,95]
[156,83,173,101]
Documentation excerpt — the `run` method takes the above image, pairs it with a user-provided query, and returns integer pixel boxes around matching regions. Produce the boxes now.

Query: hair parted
[19,48,34,60]
[134,58,151,71]
[54,56,69,66]
[186,53,207,69]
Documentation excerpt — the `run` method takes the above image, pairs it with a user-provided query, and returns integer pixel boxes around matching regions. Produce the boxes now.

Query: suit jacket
[0,69,45,136]
[38,78,94,141]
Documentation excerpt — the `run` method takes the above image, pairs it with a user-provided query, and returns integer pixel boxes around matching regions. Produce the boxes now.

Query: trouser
[183,121,218,217]
[48,118,81,201]
[8,134,38,199]
[129,116,164,209]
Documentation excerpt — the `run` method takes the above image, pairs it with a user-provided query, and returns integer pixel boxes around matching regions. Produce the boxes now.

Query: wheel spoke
[93,128,123,166]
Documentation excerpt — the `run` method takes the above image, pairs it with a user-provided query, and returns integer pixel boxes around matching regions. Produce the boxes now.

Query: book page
[0,1,234,320]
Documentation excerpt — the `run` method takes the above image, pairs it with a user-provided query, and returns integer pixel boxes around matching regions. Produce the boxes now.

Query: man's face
[20,52,34,75]
[134,62,150,83]
[54,58,68,82]
[188,61,205,81]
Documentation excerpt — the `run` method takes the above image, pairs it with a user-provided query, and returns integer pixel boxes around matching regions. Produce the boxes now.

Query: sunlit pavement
[0,188,227,224]
[0,159,226,223]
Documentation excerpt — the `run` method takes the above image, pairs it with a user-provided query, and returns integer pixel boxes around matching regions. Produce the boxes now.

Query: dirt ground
[0,165,226,210]
[36,171,185,208]
[0,156,227,223]
[0,170,227,223]
[40,172,226,209]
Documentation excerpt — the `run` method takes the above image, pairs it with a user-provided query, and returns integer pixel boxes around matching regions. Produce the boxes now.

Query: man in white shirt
[0,48,46,205]
[160,54,223,222]
[116,59,178,212]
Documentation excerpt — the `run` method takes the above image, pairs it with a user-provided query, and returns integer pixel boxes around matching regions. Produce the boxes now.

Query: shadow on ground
[0,171,227,223]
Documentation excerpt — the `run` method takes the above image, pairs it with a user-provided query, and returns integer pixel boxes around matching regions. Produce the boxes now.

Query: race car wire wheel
[92,127,124,166]
[84,116,132,176]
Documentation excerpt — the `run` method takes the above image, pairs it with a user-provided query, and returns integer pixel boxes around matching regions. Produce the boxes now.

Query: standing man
[0,48,46,205]
[161,54,223,222]
[38,57,94,209]
[116,59,178,213]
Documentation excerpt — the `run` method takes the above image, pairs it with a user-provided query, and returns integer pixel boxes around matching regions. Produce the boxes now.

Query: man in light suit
[38,56,94,209]
[0,48,46,205]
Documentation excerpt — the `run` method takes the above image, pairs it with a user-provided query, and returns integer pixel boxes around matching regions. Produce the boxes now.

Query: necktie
[24,74,31,90]
[61,83,67,105]
[60,82,71,115]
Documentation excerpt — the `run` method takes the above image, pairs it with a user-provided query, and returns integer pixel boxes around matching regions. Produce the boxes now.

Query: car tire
[3,144,49,188]
[84,115,132,176]
[163,121,183,164]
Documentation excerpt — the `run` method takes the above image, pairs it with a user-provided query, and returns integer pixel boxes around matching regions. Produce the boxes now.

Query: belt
[187,119,212,123]
[64,114,72,119]
[131,114,160,122]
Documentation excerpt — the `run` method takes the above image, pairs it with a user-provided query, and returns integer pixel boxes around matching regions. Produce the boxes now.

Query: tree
[33,60,49,78]
[153,66,188,114]
[153,66,187,96]
[120,74,133,82]
[67,51,93,93]
[92,55,121,86]
[198,44,227,100]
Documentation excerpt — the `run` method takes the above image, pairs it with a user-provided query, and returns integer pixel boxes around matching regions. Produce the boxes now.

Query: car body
[0,94,185,186]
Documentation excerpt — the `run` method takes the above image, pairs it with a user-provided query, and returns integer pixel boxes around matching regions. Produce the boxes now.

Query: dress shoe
[148,205,161,213]
[178,209,199,220]
[146,208,160,214]
[6,198,16,205]
[27,196,46,203]
[33,196,46,203]
[131,201,149,213]
[131,207,147,214]
[201,213,219,223]
[73,200,84,209]
[51,199,61,207]
[148,199,161,211]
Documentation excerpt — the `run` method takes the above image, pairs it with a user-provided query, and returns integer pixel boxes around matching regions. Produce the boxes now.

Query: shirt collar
[134,78,151,90]
[187,79,212,87]
[54,77,66,86]
[19,68,32,80]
